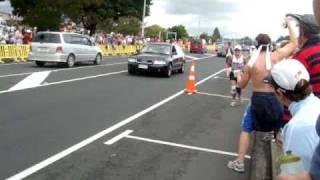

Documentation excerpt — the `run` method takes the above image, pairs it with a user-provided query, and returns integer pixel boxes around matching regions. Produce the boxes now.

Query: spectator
[227,16,298,173]
[264,59,320,173]
[23,30,32,44]
[282,14,320,123]
[225,42,233,58]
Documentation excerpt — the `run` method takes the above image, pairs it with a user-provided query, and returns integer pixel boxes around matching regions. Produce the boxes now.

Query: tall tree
[10,0,153,35]
[114,17,141,35]
[212,27,222,42]
[167,25,189,39]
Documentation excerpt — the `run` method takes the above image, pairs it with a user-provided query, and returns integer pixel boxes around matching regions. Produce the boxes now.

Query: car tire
[128,66,136,75]
[66,54,75,68]
[165,63,173,77]
[35,61,45,67]
[178,63,185,73]
[94,54,102,65]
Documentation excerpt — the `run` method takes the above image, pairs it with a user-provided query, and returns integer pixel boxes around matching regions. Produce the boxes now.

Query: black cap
[286,14,320,35]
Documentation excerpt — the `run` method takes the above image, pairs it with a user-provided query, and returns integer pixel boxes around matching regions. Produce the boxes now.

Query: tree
[114,17,141,35]
[200,32,210,42]
[167,25,189,39]
[145,24,166,39]
[11,0,63,30]
[212,27,221,42]
[11,0,153,35]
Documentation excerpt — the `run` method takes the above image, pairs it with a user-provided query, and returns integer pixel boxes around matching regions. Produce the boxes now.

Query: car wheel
[128,66,136,75]
[94,54,102,65]
[35,61,45,67]
[66,54,75,68]
[165,63,173,77]
[178,63,185,73]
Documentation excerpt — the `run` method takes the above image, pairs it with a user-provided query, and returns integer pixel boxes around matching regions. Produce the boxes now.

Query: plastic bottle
[279,151,305,175]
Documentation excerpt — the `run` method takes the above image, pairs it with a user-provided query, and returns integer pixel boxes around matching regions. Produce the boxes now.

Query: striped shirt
[284,36,320,122]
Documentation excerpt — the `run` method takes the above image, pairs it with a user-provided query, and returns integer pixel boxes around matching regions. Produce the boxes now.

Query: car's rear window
[33,33,61,43]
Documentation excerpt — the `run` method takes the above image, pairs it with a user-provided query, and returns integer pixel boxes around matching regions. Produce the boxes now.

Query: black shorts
[229,71,237,81]
[251,92,284,132]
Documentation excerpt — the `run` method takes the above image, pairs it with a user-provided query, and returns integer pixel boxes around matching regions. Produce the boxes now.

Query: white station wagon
[29,32,102,67]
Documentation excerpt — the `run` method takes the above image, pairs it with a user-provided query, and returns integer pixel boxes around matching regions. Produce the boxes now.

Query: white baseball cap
[234,45,242,50]
[264,59,310,91]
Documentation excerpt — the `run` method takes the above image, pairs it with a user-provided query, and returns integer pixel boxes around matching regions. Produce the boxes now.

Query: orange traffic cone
[185,61,197,94]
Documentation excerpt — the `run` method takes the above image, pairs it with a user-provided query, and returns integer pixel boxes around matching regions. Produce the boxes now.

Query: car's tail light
[56,46,63,53]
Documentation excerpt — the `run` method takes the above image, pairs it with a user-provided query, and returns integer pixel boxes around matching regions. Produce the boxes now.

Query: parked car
[127,43,185,77]
[190,40,207,54]
[29,32,102,67]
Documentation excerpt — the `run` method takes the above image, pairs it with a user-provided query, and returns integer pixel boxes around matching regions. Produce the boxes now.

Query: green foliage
[167,25,189,39]
[114,17,141,35]
[145,24,166,38]
[212,27,221,42]
[200,32,210,42]
[10,0,153,35]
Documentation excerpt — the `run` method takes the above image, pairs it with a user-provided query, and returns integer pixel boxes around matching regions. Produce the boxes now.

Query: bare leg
[238,131,250,161]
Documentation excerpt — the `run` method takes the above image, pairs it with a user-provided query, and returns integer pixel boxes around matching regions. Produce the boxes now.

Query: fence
[0,44,143,64]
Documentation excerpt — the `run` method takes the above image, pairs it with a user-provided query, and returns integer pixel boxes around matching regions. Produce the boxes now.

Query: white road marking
[9,71,51,91]
[197,91,250,101]
[104,130,134,145]
[0,70,128,95]
[0,62,32,66]
[6,68,225,180]
[124,133,251,159]
[214,76,229,80]
[0,62,127,79]
[185,55,200,60]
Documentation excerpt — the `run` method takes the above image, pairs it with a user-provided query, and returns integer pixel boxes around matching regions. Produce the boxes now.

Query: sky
[145,0,314,40]
[0,0,314,40]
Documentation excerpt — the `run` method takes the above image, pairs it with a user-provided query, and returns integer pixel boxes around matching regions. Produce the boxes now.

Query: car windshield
[141,44,171,55]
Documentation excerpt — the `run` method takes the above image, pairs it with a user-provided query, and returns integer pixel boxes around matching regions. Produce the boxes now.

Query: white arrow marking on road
[9,71,51,91]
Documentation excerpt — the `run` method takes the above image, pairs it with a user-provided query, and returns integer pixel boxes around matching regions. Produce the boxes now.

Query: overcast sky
[146,0,314,40]
[0,0,12,14]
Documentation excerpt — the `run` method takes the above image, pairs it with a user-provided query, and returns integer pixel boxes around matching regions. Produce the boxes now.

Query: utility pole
[141,0,146,38]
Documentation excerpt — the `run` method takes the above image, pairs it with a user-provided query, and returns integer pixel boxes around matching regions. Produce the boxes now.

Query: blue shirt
[282,94,320,171]
[310,115,320,179]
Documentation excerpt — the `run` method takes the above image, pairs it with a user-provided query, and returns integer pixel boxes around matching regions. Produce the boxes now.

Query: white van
[29,32,102,67]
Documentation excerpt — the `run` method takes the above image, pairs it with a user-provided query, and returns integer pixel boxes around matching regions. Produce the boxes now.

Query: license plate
[38,47,48,52]
[138,64,148,69]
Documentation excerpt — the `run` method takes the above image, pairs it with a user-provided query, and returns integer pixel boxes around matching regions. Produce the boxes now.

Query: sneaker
[227,159,245,173]
[230,101,239,107]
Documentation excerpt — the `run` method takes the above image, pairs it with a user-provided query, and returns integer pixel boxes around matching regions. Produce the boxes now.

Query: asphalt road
[0,53,252,180]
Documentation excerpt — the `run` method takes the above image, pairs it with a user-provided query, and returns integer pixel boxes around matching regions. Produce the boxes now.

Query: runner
[229,45,246,107]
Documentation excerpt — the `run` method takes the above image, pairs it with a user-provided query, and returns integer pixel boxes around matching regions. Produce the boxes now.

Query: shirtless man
[227,17,298,172]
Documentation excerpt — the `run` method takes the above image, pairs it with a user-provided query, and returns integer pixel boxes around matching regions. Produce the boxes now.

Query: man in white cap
[264,60,320,179]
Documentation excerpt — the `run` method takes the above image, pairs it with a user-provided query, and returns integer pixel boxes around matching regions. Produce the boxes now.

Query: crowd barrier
[0,44,143,64]
[0,43,216,64]
[97,45,143,57]
[181,44,217,52]
[0,45,30,63]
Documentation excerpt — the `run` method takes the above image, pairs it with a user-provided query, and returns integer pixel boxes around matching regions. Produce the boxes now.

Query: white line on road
[0,62,32,66]
[6,68,225,180]
[124,132,251,159]
[104,130,134,145]
[214,76,229,80]
[0,62,127,79]
[9,71,51,91]
[0,70,128,95]
[197,91,250,101]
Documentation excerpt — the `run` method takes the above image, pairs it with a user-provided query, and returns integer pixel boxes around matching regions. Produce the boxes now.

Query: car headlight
[128,58,137,63]
[153,60,167,65]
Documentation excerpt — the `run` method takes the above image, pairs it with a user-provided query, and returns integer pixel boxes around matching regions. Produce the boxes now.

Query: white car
[29,32,102,67]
